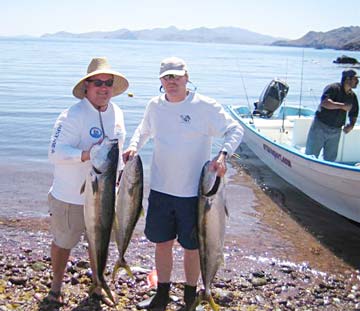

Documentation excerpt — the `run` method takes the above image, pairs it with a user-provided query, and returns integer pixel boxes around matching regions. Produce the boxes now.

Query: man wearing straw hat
[47,57,128,306]
[123,56,243,311]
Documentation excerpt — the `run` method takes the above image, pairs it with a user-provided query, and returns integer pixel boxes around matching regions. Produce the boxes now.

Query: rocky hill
[272,26,360,51]
[42,26,278,45]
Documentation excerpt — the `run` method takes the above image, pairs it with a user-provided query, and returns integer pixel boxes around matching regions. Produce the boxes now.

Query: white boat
[228,79,360,223]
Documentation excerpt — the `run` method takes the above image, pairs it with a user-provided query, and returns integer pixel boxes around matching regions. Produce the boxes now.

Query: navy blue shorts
[145,190,199,250]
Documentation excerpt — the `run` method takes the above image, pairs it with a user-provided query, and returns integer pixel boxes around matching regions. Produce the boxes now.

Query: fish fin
[91,176,99,194]
[204,200,212,212]
[80,181,86,194]
[116,170,123,192]
[224,205,229,217]
[117,170,123,183]
[140,207,145,217]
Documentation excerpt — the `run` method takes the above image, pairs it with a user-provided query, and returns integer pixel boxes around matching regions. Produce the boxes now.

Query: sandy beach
[1,149,360,310]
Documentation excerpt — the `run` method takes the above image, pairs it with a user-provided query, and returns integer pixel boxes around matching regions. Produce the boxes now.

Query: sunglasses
[162,74,183,81]
[87,79,114,87]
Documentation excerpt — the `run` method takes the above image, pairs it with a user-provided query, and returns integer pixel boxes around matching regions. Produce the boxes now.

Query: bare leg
[155,240,174,283]
[137,241,174,309]
[184,248,200,286]
[50,241,71,293]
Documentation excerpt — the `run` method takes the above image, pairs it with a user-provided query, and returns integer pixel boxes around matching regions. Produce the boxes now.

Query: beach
[1,147,360,310]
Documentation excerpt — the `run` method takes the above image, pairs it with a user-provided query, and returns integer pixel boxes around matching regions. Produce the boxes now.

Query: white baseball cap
[159,56,188,78]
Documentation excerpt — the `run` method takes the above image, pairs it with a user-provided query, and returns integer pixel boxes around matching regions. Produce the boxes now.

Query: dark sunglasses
[87,79,114,87]
[162,74,183,81]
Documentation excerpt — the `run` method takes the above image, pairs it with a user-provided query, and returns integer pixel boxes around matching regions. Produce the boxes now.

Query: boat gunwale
[228,105,360,174]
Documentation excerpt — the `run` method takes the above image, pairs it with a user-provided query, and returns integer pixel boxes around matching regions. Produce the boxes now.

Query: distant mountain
[42,26,279,45]
[272,26,360,51]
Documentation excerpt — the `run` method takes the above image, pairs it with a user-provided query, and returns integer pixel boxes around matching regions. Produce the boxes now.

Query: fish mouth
[204,176,221,197]
[91,138,119,173]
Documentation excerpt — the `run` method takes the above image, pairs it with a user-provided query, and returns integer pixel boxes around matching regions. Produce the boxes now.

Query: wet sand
[1,145,360,310]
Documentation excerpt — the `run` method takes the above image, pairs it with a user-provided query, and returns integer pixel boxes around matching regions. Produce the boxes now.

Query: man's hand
[343,124,354,134]
[122,147,137,163]
[81,139,103,162]
[81,150,90,162]
[209,151,227,177]
[342,104,353,112]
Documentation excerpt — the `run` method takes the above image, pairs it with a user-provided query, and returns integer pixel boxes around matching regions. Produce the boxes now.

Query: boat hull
[229,107,360,223]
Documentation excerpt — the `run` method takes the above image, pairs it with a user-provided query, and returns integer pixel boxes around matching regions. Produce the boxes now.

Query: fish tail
[123,262,134,278]
[89,280,115,304]
[112,260,120,281]
[198,290,220,311]
[207,294,220,311]
[102,280,116,304]
[112,257,134,280]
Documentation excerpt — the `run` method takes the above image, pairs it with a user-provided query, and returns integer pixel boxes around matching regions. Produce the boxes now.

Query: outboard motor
[253,79,289,118]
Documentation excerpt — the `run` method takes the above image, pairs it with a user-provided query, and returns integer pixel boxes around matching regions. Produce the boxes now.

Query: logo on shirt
[180,114,191,124]
[50,124,62,154]
[89,127,103,138]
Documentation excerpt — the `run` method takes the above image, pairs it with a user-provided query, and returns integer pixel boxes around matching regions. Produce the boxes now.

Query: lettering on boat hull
[263,144,292,167]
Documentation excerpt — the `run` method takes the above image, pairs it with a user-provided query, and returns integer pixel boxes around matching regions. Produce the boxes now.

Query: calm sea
[1,37,359,167]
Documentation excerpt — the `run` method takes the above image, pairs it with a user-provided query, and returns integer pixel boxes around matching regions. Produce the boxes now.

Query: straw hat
[72,57,129,99]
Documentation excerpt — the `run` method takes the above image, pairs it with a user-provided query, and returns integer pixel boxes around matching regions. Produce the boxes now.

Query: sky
[3,0,359,39]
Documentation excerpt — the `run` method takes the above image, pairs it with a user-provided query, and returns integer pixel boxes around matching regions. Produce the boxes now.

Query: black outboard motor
[253,79,289,118]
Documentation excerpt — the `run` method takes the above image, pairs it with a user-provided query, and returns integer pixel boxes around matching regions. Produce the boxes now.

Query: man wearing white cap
[123,56,243,310]
[47,57,128,306]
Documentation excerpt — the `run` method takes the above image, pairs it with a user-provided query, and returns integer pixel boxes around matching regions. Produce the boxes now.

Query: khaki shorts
[48,193,85,249]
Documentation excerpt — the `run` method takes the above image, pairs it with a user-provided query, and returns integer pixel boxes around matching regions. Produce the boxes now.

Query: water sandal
[44,290,65,305]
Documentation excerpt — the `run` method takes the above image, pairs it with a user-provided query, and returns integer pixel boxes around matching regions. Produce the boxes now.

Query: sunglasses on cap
[87,79,114,87]
[161,74,183,81]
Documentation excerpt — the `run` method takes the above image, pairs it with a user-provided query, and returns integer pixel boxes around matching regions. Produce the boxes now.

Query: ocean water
[1,37,359,166]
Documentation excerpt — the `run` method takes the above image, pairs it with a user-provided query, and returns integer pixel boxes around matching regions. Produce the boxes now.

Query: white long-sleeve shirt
[129,91,243,197]
[48,98,125,204]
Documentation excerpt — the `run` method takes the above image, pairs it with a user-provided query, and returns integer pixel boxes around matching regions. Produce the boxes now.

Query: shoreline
[0,219,359,310]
